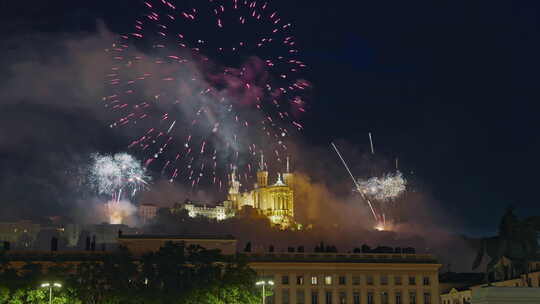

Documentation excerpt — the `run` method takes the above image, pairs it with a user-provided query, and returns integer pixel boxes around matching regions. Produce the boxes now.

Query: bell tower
[256,152,268,187]
[283,156,294,188]
[227,167,241,209]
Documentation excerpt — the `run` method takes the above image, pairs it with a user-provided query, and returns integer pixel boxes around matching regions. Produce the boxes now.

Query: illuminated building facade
[225,155,295,228]
[177,155,295,228]
[182,201,232,221]
[249,251,441,304]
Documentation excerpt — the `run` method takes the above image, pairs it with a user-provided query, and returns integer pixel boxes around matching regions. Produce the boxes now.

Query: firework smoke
[106,199,138,225]
[104,0,310,191]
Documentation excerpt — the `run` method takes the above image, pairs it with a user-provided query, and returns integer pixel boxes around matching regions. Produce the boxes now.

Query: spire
[259,151,265,171]
[231,167,237,182]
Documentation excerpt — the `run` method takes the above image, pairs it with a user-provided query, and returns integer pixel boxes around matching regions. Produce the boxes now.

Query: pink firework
[104,0,310,190]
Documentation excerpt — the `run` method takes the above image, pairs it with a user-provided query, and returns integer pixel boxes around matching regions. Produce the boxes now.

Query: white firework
[90,153,150,198]
[357,171,406,201]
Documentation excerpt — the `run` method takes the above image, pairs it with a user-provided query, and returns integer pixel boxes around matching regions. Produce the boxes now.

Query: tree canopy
[0,243,262,304]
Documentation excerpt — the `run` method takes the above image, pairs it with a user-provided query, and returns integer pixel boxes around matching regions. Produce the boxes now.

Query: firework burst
[103,0,310,190]
[90,153,150,201]
[357,171,406,202]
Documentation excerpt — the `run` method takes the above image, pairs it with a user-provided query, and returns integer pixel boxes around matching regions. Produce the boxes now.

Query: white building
[180,200,234,221]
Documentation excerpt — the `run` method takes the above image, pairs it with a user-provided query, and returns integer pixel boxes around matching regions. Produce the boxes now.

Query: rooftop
[439,272,485,284]
[245,252,438,264]
[118,234,236,240]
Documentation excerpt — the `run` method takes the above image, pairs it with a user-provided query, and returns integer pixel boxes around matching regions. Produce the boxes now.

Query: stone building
[175,155,296,228]
[0,220,41,249]
[249,251,441,304]
[138,203,158,224]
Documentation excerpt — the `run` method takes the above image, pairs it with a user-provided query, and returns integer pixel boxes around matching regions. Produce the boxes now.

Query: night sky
[0,0,538,236]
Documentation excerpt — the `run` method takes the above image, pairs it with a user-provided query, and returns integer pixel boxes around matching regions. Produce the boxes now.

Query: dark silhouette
[50,237,58,251]
[244,241,252,252]
[472,207,539,283]
[90,235,96,251]
[361,244,371,253]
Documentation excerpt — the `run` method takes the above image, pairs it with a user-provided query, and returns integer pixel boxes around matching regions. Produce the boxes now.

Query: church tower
[256,152,268,187]
[283,156,294,188]
[227,168,241,209]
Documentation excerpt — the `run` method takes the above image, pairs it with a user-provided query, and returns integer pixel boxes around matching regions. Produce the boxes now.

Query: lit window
[380,275,388,285]
[352,276,360,285]
[324,275,332,285]
[297,275,304,285]
[338,276,346,285]
[311,276,318,285]
[423,276,430,286]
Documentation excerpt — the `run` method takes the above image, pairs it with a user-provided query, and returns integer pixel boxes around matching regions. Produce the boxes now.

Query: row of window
[278,289,432,304]
[281,274,431,287]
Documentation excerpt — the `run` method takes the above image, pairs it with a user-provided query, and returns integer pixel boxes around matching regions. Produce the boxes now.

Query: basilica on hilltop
[177,155,295,228]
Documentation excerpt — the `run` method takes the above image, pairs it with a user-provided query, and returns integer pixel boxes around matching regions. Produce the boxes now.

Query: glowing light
[90,153,150,199]
[90,153,150,224]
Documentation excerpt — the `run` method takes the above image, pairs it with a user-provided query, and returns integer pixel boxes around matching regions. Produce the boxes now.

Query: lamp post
[256,280,274,304]
[40,282,62,304]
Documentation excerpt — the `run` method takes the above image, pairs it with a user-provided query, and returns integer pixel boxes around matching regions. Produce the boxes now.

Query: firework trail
[331,143,377,219]
[103,0,310,190]
[331,142,407,230]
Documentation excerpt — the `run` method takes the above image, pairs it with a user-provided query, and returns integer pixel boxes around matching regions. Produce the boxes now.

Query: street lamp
[256,280,274,304]
[40,282,62,304]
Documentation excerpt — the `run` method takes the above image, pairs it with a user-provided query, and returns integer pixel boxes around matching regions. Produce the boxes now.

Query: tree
[0,243,261,304]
